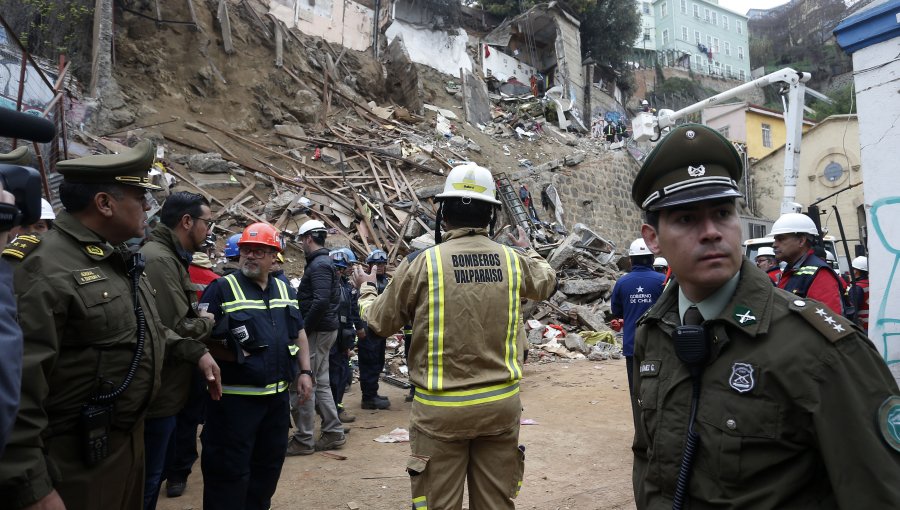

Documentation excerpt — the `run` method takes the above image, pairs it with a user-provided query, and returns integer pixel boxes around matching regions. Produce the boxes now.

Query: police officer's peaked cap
[0,146,30,166]
[57,140,161,190]
[631,124,742,211]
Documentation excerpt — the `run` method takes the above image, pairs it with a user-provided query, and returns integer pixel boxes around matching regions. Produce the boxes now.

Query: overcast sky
[717,0,791,15]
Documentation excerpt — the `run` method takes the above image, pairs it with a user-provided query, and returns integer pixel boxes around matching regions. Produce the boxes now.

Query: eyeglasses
[239,246,276,258]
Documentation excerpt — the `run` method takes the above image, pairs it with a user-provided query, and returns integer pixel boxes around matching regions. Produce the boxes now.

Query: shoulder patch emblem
[787,299,855,343]
[2,235,41,260]
[85,245,106,257]
[877,396,900,452]
[729,362,756,393]
[72,267,107,285]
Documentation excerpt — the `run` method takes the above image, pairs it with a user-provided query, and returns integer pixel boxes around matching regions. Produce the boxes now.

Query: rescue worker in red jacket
[772,213,845,314]
[849,256,870,334]
[353,163,557,509]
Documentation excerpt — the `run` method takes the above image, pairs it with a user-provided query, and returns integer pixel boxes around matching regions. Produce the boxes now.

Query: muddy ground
[158,358,636,510]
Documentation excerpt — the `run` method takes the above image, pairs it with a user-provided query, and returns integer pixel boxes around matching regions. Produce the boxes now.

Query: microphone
[0,107,57,143]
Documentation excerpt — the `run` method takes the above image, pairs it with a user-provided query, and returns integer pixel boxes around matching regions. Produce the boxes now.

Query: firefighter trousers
[407,423,524,510]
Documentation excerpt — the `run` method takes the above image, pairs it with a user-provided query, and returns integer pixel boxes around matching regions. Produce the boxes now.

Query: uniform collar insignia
[85,245,105,256]
[688,164,706,177]
[729,362,755,393]
[733,305,757,326]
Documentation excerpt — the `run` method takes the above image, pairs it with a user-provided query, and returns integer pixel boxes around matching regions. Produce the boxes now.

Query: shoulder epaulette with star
[2,235,41,260]
[787,298,856,343]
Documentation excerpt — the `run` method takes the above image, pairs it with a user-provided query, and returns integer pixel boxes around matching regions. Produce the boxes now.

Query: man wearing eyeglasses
[139,191,218,507]
[198,222,313,510]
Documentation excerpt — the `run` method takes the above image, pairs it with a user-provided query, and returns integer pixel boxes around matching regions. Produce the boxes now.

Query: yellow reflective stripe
[221,380,289,395]
[425,247,445,391]
[224,274,246,300]
[515,479,522,497]
[413,381,519,407]
[288,344,299,356]
[502,247,522,381]
[412,496,427,509]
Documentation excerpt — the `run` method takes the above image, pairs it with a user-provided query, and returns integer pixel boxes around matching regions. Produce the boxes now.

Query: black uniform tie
[683,306,704,326]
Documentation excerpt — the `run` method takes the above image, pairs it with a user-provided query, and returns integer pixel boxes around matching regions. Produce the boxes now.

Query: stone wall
[505,151,644,252]
[630,67,765,110]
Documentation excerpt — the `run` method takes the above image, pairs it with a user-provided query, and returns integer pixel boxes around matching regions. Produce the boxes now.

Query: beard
[241,263,262,279]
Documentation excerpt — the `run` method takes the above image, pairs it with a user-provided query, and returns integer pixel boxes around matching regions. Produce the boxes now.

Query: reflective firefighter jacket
[359,228,556,440]
[200,272,304,395]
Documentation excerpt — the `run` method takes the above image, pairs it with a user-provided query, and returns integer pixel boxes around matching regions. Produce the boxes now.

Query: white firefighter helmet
[40,198,55,220]
[770,213,819,236]
[628,238,651,257]
[434,163,501,205]
[756,247,776,258]
[298,219,326,235]
[852,256,868,272]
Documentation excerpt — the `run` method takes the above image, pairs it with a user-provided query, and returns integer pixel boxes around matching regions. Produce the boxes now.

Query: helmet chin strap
[434,201,444,245]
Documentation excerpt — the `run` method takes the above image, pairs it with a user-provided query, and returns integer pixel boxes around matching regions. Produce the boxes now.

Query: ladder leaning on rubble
[494,172,535,234]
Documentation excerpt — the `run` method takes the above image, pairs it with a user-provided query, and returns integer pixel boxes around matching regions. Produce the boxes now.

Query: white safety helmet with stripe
[435,163,501,205]
[298,219,326,235]
[756,247,776,258]
[770,213,819,236]
[628,238,651,257]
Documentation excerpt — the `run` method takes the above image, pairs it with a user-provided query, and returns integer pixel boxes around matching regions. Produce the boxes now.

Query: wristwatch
[299,370,314,377]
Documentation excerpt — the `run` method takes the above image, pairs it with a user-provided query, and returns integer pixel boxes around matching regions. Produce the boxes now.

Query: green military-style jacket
[632,259,900,508]
[0,212,195,508]
[140,224,211,418]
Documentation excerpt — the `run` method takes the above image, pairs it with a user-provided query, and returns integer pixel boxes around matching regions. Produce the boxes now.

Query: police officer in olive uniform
[0,141,222,510]
[630,124,900,508]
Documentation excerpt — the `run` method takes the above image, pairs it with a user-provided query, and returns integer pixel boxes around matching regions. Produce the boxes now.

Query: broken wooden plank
[166,165,226,207]
[240,0,271,38]
[274,20,283,68]
[217,0,235,54]
[204,133,237,159]
[275,132,444,176]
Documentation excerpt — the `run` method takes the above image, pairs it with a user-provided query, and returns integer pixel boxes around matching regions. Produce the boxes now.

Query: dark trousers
[201,391,290,510]
[626,355,634,395]
[329,342,351,407]
[164,371,207,484]
[143,415,177,509]
[358,326,386,400]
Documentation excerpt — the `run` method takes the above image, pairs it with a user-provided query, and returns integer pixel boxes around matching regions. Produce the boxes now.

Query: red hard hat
[238,222,283,252]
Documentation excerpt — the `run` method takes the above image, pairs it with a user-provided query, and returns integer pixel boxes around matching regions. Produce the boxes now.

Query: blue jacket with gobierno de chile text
[610,265,665,356]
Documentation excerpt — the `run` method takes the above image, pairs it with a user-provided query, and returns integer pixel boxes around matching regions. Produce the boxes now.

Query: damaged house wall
[384,0,473,77]
[268,0,375,52]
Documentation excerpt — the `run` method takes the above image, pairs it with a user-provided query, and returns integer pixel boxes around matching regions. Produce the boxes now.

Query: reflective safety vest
[216,274,301,395]
[852,279,869,333]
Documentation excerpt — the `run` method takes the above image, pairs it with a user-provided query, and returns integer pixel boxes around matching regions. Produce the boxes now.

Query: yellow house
[701,102,815,160]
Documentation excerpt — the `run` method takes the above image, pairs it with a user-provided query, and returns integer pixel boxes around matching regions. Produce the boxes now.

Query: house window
[694,54,702,68]
[737,20,743,34]
[693,4,700,17]
[713,37,719,52]
[740,69,746,80]
[682,26,689,41]
[663,29,669,45]
[750,223,768,239]
[707,35,712,48]
[711,12,717,25]
[695,30,701,43]
[726,64,732,77]
[661,2,667,17]
[738,46,744,59]
[762,124,772,148]
[718,125,730,138]
[643,2,651,14]
[644,31,651,42]
[705,8,710,22]
[680,0,687,14]
[723,15,729,30]
[725,41,731,56]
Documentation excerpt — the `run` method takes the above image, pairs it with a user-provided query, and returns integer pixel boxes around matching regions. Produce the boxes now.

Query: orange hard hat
[238,222,284,252]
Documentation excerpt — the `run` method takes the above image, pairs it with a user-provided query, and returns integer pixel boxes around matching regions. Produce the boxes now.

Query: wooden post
[274,22,283,67]
[460,67,470,123]
[217,0,235,54]
[185,0,199,30]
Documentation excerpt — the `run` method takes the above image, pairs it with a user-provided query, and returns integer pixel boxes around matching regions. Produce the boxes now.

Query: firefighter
[198,222,313,510]
[358,248,392,410]
[849,256,869,334]
[772,213,846,314]
[352,163,557,509]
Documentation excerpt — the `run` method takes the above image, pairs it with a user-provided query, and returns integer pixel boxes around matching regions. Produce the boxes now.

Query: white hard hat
[825,250,836,262]
[852,256,868,272]
[641,99,649,105]
[298,197,312,208]
[40,198,55,220]
[435,163,501,205]
[756,247,775,258]
[298,219,326,235]
[653,257,668,267]
[770,213,818,236]
[628,238,650,256]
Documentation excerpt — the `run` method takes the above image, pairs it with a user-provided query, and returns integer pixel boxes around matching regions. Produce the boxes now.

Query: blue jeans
[143,415,177,510]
